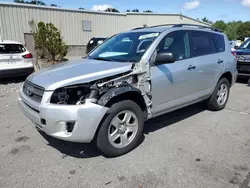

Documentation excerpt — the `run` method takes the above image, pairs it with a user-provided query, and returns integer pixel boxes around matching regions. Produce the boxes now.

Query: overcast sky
[1,0,250,22]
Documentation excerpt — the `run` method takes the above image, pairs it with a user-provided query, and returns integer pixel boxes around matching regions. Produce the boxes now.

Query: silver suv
[18,24,237,157]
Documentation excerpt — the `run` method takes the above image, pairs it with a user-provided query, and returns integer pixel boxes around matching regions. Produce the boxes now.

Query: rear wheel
[96,100,144,157]
[207,78,230,111]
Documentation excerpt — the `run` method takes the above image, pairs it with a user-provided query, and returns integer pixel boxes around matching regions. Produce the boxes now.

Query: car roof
[0,40,22,45]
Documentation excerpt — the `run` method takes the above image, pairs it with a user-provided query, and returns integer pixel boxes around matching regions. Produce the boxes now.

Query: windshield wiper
[91,57,112,61]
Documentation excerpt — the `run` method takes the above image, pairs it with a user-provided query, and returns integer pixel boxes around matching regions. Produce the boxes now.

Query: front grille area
[237,61,250,73]
[23,81,44,103]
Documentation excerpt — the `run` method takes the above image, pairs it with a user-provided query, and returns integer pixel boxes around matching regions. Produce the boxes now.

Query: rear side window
[189,31,216,57]
[0,44,26,54]
[210,33,225,52]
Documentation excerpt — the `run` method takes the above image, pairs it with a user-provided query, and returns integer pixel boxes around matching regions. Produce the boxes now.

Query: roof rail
[131,23,221,32]
[131,24,175,30]
[173,24,221,32]
[131,27,145,30]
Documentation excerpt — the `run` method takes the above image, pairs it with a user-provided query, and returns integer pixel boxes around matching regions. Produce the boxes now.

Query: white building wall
[0,2,210,46]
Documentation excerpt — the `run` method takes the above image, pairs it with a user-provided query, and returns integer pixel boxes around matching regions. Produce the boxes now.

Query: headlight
[89,40,94,44]
[50,85,91,105]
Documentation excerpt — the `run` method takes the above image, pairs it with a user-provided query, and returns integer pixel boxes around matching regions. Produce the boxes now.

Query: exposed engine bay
[50,60,153,118]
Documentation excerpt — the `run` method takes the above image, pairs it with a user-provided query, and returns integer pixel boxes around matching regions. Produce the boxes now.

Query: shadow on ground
[236,77,249,86]
[39,103,206,158]
[39,131,101,158]
[144,103,205,134]
[0,76,27,85]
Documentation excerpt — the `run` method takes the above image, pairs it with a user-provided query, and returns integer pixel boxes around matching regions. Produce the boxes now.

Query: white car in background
[229,40,242,51]
[0,40,34,78]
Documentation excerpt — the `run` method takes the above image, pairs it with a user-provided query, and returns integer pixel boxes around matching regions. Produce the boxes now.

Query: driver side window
[157,30,191,61]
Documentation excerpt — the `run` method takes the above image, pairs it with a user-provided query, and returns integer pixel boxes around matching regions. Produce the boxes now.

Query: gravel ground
[0,77,250,188]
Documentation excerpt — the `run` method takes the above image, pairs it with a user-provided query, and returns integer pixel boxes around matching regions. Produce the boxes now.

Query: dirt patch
[234,165,249,172]
[15,136,30,143]
[9,145,32,155]
[69,170,76,175]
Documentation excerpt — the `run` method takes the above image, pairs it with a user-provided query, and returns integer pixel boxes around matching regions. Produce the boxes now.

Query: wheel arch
[93,86,147,141]
[98,85,147,113]
[219,72,233,87]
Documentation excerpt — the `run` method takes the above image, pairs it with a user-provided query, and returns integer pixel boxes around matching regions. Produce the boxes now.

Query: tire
[206,78,230,111]
[96,100,144,157]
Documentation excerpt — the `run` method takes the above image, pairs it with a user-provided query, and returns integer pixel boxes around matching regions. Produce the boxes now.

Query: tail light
[231,51,237,58]
[22,53,33,59]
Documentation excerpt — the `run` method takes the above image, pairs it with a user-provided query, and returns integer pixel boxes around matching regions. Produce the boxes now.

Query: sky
[1,0,250,22]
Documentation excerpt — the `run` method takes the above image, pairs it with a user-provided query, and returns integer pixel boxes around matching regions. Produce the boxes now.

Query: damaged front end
[50,60,153,118]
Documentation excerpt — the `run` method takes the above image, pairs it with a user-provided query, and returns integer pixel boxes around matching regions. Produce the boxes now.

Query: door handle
[217,59,224,64]
[187,65,196,70]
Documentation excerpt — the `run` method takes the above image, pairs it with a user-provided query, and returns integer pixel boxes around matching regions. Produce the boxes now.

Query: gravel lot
[0,77,250,188]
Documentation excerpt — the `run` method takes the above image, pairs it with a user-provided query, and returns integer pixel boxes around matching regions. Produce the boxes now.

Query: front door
[150,30,199,114]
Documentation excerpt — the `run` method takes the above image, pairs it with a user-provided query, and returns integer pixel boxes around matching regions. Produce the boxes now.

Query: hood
[27,59,133,90]
[235,49,250,55]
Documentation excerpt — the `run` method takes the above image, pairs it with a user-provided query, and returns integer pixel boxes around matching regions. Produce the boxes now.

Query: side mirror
[234,45,239,49]
[155,53,175,65]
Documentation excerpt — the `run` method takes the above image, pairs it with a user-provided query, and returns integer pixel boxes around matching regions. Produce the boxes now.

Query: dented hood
[27,59,133,90]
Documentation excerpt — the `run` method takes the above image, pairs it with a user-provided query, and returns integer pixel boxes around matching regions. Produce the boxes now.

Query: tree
[50,4,58,7]
[105,8,119,12]
[143,10,153,13]
[237,22,250,41]
[131,9,139,12]
[14,0,46,5]
[29,20,68,62]
[79,7,85,10]
[201,17,213,24]
[224,21,242,40]
[126,10,130,12]
[14,0,25,3]
[212,20,227,32]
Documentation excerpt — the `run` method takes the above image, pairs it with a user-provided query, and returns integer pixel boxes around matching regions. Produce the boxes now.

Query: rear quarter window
[0,44,26,54]
[189,31,216,57]
[210,33,225,52]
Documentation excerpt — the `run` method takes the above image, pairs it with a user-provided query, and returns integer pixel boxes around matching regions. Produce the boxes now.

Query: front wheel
[96,100,144,157]
[206,78,230,111]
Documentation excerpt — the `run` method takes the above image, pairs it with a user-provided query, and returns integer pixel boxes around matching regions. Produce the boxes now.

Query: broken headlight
[50,85,91,105]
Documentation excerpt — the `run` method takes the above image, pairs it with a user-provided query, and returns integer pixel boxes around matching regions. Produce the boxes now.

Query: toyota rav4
[18,24,237,157]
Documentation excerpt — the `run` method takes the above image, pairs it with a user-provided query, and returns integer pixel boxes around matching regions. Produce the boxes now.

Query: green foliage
[224,21,242,40]
[212,20,250,41]
[105,8,119,12]
[143,10,153,13]
[29,20,68,61]
[237,22,250,41]
[14,0,46,5]
[212,20,227,32]
[79,7,85,10]
[201,17,213,24]
[131,9,139,12]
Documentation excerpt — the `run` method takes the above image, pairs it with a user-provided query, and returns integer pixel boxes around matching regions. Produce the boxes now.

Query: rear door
[210,32,226,80]
[0,43,27,69]
[189,31,224,97]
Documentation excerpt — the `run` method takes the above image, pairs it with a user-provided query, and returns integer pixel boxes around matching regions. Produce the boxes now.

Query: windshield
[88,32,160,62]
[0,44,26,54]
[239,39,250,49]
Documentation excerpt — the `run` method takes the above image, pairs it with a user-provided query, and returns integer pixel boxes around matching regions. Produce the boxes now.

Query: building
[0,2,210,56]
